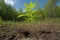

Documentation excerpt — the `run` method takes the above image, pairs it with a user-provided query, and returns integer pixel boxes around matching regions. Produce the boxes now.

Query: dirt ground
[0,23,60,40]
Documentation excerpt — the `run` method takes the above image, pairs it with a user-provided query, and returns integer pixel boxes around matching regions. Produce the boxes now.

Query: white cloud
[4,0,15,6]
[23,10,26,12]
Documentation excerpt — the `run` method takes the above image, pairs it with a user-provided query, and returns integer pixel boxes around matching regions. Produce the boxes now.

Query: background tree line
[0,0,60,22]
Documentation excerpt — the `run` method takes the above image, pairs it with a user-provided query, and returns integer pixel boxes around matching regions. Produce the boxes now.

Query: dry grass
[0,20,60,40]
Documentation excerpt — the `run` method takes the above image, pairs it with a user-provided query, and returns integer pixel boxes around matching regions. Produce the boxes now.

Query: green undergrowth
[0,18,60,28]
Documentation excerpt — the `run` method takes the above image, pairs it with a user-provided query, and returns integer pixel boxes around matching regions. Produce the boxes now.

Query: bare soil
[0,23,60,40]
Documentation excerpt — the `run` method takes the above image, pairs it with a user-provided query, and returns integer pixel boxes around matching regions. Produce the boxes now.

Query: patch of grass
[0,18,60,28]
[0,17,3,26]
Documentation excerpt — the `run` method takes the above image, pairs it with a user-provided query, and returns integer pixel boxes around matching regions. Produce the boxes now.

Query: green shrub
[18,1,37,22]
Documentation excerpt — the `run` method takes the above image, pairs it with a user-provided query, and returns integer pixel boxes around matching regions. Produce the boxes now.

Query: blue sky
[4,0,48,9]
[15,0,48,9]
[4,0,60,10]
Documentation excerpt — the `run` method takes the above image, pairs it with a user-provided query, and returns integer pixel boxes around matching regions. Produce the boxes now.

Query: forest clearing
[0,0,60,40]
